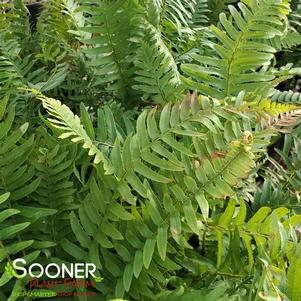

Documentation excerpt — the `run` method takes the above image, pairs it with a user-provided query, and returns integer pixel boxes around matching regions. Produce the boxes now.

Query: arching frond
[208,0,239,23]
[159,0,197,32]
[212,200,300,270]
[33,90,105,165]
[190,0,210,28]
[38,0,86,47]
[44,94,264,299]
[0,0,31,49]
[181,0,290,99]
[271,89,301,103]
[270,31,301,50]
[133,25,183,103]
[80,0,140,102]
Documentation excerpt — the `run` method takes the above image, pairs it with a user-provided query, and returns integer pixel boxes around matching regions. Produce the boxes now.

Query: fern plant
[0,0,301,300]
[32,90,292,300]
[181,0,291,99]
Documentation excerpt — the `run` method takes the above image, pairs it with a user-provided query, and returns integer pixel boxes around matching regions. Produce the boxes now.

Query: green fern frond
[214,201,300,271]
[255,98,300,116]
[0,191,34,267]
[181,0,290,99]
[80,0,140,101]
[287,241,301,301]
[39,0,86,48]
[0,27,67,109]
[0,106,40,200]
[51,93,294,299]
[0,0,301,300]
[0,0,31,48]
[106,96,256,205]
[0,107,52,296]
[159,0,197,33]
[144,0,209,33]
[36,0,97,106]
[31,63,67,92]
[32,90,105,165]
[271,89,301,103]
[190,0,210,28]
[256,132,301,209]
[208,0,239,23]
[96,101,135,146]
[133,32,183,103]
[31,128,77,245]
[270,31,301,50]
[146,0,209,60]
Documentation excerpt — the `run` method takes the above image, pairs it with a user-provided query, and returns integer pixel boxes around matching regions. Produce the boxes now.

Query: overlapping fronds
[133,28,183,103]
[33,90,105,165]
[0,191,34,295]
[31,128,77,247]
[39,92,264,299]
[39,0,86,47]
[0,103,57,299]
[0,105,40,200]
[208,0,238,23]
[190,0,210,28]
[0,1,301,300]
[258,129,301,206]
[156,0,197,32]
[0,27,67,112]
[181,0,290,99]
[144,0,209,32]
[213,199,301,270]
[270,31,301,50]
[0,0,31,48]
[80,0,139,102]
[271,89,301,103]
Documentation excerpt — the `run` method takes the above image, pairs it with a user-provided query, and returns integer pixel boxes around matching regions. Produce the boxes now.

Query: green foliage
[31,127,77,251]
[207,0,239,23]
[0,105,40,200]
[270,31,301,51]
[0,103,59,299]
[80,0,140,103]
[287,241,301,301]
[271,89,301,103]
[190,0,210,27]
[34,90,105,164]
[133,35,182,103]
[0,0,301,300]
[181,0,290,99]
[37,92,285,300]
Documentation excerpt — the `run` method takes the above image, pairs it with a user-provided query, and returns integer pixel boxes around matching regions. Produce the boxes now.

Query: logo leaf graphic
[5,262,14,278]
[93,276,104,283]
[5,262,22,279]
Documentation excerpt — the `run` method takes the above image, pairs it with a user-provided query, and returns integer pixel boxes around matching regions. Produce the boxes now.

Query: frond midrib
[117,108,213,183]
[225,6,267,96]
